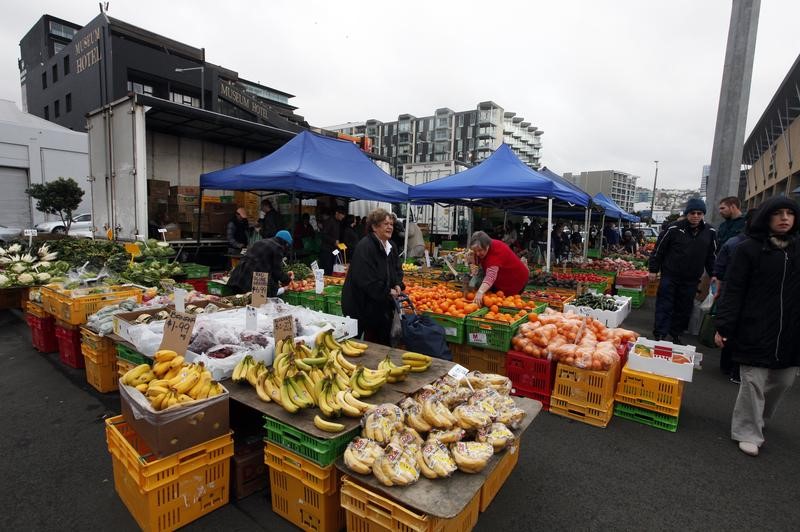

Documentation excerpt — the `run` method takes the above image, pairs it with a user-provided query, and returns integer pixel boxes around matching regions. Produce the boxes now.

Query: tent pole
[403,201,410,260]
[503,210,507,232]
[583,207,590,258]
[545,198,553,272]
[599,214,606,253]
[290,190,297,261]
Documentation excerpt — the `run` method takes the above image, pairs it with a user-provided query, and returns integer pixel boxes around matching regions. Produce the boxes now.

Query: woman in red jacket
[467,231,530,305]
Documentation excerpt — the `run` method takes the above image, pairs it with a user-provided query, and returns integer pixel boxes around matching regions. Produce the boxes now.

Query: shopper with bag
[342,208,405,345]
[714,196,800,457]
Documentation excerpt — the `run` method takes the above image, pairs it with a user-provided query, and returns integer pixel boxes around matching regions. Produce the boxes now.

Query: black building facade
[19,13,308,133]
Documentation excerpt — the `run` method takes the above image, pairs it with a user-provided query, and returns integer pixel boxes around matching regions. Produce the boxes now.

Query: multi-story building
[18,13,308,132]
[326,102,543,178]
[562,170,638,213]
[634,187,653,203]
[700,164,710,197]
[741,53,800,209]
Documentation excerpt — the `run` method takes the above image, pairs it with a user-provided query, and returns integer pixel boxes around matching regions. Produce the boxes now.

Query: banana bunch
[450,441,494,474]
[316,329,368,357]
[495,406,526,430]
[400,397,433,433]
[427,427,465,444]
[371,443,420,487]
[314,376,373,420]
[350,366,389,397]
[453,404,492,431]
[121,363,155,390]
[343,437,383,474]
[421,397,457,429]
[362,404,405,445]
[402,352,432,372]
[461,371,512,395]
[377,355,411,383]
[389,427,425,451]
[476,423,516,452]
[417,440,458,479]
[232,355,256,383]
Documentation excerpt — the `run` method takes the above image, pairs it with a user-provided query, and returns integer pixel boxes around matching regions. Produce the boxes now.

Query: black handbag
[393,295,452,360]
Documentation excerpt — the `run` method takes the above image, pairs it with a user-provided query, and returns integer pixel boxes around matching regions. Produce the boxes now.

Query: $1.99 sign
[159,311,196,354]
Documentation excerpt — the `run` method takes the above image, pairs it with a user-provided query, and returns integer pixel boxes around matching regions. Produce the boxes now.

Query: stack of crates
[55,320,83,369]
[613,366,683,432]
[322,285,343,316]
[549,361,619,427]
[105,416,232,530]
[81,328,119,392]
[116,343,151,378]
[24,301,58,353]
[505,350,556,410]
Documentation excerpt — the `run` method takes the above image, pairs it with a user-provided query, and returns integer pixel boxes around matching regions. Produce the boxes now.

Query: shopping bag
[393,295,451,360]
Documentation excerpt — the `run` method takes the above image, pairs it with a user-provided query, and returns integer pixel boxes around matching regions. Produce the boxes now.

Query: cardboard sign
[314,268,325,294]
[252,272,269,306]
[159,311,196,354]
[24,229,37,237]
[424,249,431,268]
[174,288,187,313]
[245,305,257,330]
[273,314,295,344]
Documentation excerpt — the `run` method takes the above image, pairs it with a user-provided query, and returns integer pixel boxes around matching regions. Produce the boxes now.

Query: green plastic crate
[263,415,358,467]
[116,343,151,366]
[587,248,601,258]
[206,280,233,296]
[465,306,527,352]
[323,286,343,316]
[440,240,458,250]
[282,290,301,305]
[424,312,466,344]
[616,287,645,308]
[613,402,679,432]
[297,290,326,311]
[181,262,211,279]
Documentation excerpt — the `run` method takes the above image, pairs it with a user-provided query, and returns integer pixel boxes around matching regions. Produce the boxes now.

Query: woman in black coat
[714,196,800,457]
[342,208,405,345]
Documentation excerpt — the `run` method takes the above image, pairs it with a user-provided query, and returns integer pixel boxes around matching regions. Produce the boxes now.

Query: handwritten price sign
[159,311,196,354]
[273,314,295,344]
[252,272,269,306]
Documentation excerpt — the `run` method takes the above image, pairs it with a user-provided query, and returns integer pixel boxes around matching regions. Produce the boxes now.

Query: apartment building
[562,170,638,213]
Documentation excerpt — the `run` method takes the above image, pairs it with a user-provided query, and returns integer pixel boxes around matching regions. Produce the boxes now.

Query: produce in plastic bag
[362,404,404,445]
[476,422,515,452]
[372,443,420,487]
[450,441,494,473]
[421,397,457,429]
[400,397,432,433]
[495,406,526,429]
[417,439,458,479]
[389,427,424,451]
[427,426,465,444]
[343,437,383,475]
[206,344,248,359]
[453,404,492,430]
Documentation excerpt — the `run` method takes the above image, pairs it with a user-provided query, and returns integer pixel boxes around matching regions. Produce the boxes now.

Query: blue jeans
[653,274,698,337]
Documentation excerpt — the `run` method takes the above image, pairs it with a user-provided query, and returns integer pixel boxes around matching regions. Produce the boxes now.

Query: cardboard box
[147,179,171,197]
[170,185,200,196]
[120,384,230,458]
[232,443,268,500]
[564,295,631,328]
[201,213,231,235]
[626,337,700,382]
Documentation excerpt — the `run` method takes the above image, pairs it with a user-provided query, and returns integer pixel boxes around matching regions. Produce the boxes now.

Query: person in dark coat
[319,207,345,275]
[648,198,717,344]
[716,196,745,246]
[228,230,294,297]
[342,208,405,345]
[341,214,360,260]
[227,208,251,255]
[714,196,800,457]
[258,199,283,239]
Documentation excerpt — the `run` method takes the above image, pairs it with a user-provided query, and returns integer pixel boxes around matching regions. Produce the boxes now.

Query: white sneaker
[738,441,759,456]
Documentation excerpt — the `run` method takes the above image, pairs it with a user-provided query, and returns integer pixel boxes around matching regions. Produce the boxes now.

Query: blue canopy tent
[409,144,592,270]
[593,193,639,221]
[200,131,409,202]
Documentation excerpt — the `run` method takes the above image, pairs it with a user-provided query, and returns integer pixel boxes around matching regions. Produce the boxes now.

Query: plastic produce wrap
[476,422,516,452]
[343,437,383,475]
[417,439,458,479]
[450,441,494,473]
[118,380,229,424]
[372,443,420,487]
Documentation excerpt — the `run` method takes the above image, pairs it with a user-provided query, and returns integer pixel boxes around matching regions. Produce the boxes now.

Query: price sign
[314,268,325,294]
[159,311,196,354]
[332,249,340,256]
[468,332,487,344]
[444,327,457,337]
[273,314,295,344]
[252,272,269,307]
[447,363,470,380]
[310,260,319,271]
[245,305,257,330]
[157,228,168,234]
[424,249,431,268]
[24,229,37,237]
[174,288,187,313]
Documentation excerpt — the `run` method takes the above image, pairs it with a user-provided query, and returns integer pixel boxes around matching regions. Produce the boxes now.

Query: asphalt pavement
[1,300,798,531]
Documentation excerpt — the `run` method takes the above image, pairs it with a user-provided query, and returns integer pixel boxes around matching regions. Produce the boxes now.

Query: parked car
[35,213,93,236]
[0,224,23,243]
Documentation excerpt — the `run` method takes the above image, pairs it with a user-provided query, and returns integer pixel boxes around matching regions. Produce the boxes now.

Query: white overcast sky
[1,0,798,190]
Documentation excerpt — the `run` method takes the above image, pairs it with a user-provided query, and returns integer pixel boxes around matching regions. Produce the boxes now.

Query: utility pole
[707,0,760,226]
[649,161,659,223]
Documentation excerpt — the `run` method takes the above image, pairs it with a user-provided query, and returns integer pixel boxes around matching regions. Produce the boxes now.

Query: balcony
[478,111,497,126]
[476,127,496,139]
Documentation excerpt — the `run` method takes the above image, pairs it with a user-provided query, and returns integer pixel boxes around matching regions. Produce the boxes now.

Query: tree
[26,178,85,233]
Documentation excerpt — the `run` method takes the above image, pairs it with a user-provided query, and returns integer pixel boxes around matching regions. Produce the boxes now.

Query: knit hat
[683,198,706,215]
[275,230,293,246]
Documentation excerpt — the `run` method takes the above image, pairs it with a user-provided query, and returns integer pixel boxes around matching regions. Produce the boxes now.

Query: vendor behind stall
[228,230,294,297]
[227,208,252,255]
[468,231,529,305]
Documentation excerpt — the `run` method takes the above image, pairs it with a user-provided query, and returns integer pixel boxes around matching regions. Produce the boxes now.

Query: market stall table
[335,396,542,519]
[225,341,454,439]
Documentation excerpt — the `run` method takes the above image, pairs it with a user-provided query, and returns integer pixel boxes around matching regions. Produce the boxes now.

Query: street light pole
[174,67,205,110]
[649,160,659,224]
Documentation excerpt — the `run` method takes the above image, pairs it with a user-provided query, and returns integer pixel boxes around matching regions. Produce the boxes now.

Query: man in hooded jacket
[714,196,800,457]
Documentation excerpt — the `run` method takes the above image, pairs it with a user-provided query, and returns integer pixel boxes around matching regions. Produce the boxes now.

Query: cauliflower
[17,273,34,285]
[0,274,9,287]
[8,243,21,253]
[11,263,28,274]
[36,272,51,282]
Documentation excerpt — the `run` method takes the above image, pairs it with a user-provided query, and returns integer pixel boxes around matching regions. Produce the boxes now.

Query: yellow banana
[314,415,345,433]
[207,383,223,398]
[340,341,364,357]
[255,372,272,402]
[152,360,173,378]
[344,390,374,413]
[122,364,150,386]
[346,339,369,350]
[336,351,357,372]
[150,392,168,410]
[337,390,362,417]
[135,383,148,392]
[279,378,300,413]
[168,355,185,369]
[173,369,201,395]
[146,385,170,397]
[402,352,431,363]
[154,350,177,363]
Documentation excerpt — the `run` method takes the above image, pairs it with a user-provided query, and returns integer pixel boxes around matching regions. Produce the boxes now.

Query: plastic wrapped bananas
[343,437,383,474]
[361,404,405,445]
[417,439,458,479]
[372,443,420,487]
[477,423,516,452]
[121,350,224,411]
[450,441,494,473]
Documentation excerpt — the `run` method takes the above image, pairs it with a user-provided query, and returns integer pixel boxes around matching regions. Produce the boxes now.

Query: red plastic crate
[183,278,209,294]
[25,313,59,353]
[505,350,556,410]
[55,325,84,369]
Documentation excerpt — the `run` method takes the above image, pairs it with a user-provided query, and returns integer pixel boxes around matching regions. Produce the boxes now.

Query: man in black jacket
[228,230,294,297]
[648,198,717,343]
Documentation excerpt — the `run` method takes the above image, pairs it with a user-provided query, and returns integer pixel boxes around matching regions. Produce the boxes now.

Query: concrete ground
[1,299,798,531]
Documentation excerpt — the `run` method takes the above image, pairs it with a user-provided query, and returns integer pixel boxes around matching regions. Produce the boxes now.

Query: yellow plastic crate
[480,444,520,512]
[551,362,619,410]
[550,396,614,428]
[451,344,506,376]
[41,285,143,325]
[80,327,117,364]
[615,366,683,416]
[265,444,343,532]
[85,356,118,393]
[341,476,481,532]
[105,416,232,532]
[26,300,50,318]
